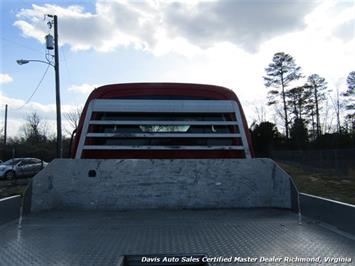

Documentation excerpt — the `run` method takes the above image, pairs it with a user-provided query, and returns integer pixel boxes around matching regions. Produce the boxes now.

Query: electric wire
[61,46,72,84]
[15,64,51,110]
[0,36,41,53]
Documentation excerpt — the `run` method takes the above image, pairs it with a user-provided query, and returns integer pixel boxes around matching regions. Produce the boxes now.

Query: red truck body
[72,83,254,159]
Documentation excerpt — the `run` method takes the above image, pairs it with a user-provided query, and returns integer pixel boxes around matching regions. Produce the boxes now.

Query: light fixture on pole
[16,59,29,65]
[16,14,62,158]
[16,59,54,67]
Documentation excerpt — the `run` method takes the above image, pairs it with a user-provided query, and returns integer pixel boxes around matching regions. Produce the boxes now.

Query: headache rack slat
[89,99,236,113]
[82,145,245,150]
[86,133,242,138]
[89,120,240,126]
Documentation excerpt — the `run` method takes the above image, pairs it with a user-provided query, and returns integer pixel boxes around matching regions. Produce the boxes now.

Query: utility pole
[4,104,7,145]
[48,14,62,158]
[54,15,62,158]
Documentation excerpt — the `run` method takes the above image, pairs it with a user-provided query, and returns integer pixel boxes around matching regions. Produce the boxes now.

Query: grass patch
[0,185,27,199]
[0,179,31,199]
[278,161,355,205]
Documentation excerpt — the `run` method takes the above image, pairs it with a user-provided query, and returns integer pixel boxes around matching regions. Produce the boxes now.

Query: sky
[0,0,354,137]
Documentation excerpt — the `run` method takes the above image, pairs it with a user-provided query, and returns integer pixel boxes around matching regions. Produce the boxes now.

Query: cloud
[163,0,317,52]
[334,19,355,42]
[13,1,159,52]
[68,83,98,94]
[13,0,318,54]
[0,73,13,84]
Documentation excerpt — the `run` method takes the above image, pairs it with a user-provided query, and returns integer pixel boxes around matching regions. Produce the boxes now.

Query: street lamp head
[16,59,29,65]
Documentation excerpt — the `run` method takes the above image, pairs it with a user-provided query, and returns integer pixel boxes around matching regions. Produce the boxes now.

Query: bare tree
[254,106,267,123]
[22,112,48,143]
[322,98,335,134]
[0,126,4,145]
[64,107,83,135]
[305,74,328,138]
[329,86,344,133]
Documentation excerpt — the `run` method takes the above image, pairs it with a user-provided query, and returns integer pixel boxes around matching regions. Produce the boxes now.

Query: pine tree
[343,71,355,128]
[264,52,302,139]
[286,85,310,120]
[290,118,308,149]
[251,121,281,157]
[305,74,328,138]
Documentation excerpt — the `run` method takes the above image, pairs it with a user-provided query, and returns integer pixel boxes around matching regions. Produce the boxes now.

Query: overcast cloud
[164,0,317,52]
[334,19,355,42]
[14,0,320,54]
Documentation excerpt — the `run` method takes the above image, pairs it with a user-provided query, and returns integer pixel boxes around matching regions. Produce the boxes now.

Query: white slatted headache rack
[75,99,251,158]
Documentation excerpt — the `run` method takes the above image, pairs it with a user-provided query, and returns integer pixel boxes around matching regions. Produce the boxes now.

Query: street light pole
[17,15,62,157]
[53,15,62,158]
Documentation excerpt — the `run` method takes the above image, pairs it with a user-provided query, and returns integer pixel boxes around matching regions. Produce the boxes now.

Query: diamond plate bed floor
[0,209,354,266]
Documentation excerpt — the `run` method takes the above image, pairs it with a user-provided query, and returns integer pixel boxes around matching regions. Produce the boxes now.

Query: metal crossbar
[86,133,241,138]
[89,99,235,113]
[82,145,245,150]
[89,120,239,126]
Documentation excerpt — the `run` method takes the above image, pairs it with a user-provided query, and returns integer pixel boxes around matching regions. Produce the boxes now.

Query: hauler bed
[0,208,354,266]
[0,84,354,265]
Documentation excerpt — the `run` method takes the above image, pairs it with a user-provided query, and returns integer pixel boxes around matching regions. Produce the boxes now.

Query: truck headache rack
[75,99,251,158]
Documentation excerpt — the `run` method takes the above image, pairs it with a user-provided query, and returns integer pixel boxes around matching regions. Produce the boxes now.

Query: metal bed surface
[0,209,354,266]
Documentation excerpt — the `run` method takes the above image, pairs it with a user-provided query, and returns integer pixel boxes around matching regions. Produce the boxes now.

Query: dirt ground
[277,161,355,205]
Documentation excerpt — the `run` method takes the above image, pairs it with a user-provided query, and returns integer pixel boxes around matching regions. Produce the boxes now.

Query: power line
[61,46,73,84]
[15,64,51,110]
[0,36,41,53]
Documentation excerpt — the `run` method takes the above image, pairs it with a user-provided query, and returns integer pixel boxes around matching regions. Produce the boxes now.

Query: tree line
[252,52,354,156]
[0,111,80,161]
